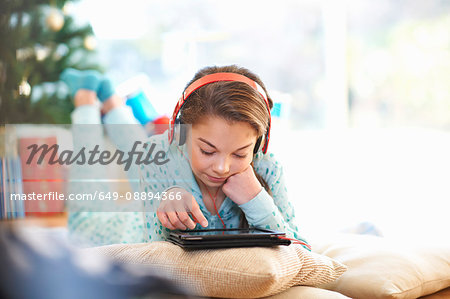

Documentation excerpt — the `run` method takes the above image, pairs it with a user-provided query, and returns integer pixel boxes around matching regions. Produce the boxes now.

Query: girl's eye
[200,149,214,156]
[200,148,246,158]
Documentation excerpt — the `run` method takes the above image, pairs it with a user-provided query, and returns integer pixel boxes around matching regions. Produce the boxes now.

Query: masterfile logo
[25,141,170,171]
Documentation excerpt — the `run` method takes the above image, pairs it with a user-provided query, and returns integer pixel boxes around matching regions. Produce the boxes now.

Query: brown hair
[180,65,273,137]
[180,65,273,227]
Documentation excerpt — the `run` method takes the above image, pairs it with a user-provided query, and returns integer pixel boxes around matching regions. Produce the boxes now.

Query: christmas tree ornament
[62,2,74,15]
[46,8,64,31]
[35,45,50,61]
[18,78,32,97]
[84,35,97,50]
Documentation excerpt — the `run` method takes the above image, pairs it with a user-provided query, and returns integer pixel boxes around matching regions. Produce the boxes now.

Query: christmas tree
[0,0,102,124]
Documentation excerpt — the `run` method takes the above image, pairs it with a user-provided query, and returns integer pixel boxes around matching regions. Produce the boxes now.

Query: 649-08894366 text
[9,191,182,201]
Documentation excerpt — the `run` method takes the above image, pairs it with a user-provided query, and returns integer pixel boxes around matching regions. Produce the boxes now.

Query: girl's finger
[177,211,196,230]
[189,212,199,224]
[166,210,187,230]
[156,211,176,230]
[190,198,208,228]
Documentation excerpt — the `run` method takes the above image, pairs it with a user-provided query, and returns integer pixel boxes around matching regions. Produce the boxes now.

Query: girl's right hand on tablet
[156,187,208,230]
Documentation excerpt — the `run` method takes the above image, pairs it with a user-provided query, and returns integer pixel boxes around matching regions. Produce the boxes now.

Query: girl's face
[187,115,257,188]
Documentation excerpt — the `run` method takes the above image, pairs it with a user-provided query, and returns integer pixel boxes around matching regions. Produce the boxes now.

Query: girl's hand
[156,187,208,230]
[222,166,262,205]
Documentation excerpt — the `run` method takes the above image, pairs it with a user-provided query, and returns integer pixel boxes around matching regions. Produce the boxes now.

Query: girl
[63,65,309,250]
[140,65,309,250]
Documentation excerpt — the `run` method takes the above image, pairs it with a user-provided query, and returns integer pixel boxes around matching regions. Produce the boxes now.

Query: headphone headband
[168,72,271,154]
[183,72,269,105]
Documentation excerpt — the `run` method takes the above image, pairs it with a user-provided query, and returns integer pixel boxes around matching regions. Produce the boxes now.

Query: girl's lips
[206,174,227,183]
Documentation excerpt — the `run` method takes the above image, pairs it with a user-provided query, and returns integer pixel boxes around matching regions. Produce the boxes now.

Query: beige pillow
[312,233,450,299]
[86,241,347,298]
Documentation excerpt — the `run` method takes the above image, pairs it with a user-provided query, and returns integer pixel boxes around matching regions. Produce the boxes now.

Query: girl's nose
[212,156,230,175]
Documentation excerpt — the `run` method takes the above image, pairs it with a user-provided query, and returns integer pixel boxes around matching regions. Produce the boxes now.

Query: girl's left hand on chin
[222,165,262,205]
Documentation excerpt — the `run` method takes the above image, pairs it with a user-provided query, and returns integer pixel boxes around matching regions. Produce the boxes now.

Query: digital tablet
[168,228,291,249]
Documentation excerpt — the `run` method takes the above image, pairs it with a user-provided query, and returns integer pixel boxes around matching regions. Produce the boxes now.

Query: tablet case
[168,228,291,249]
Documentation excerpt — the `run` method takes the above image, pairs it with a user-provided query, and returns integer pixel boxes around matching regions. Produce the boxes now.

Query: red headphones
[168,72,271,154]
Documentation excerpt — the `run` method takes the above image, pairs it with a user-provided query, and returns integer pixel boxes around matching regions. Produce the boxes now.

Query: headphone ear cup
[174,118,187,146]
[254,136,263,155]
[178,124,187,146]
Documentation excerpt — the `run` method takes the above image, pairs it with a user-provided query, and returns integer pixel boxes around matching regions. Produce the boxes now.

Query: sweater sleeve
[139,136,193,242]
[238,152,310,250]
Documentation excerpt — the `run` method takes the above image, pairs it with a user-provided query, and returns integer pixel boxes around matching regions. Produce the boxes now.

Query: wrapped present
[18,136,66,216]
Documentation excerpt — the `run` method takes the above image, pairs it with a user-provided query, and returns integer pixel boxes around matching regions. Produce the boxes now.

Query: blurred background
[1,0,450,243]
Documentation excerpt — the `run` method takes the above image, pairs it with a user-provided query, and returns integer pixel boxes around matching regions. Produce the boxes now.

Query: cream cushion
[313,233,450,299]
[87,241,347,298]
[262,285,351,299]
